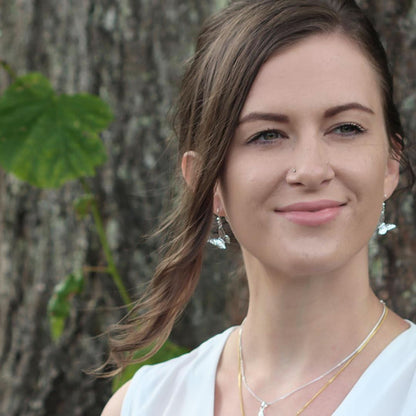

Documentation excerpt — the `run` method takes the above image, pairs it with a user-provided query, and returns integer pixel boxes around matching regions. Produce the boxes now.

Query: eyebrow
[238,112,289,125]
[238,102,375,125]
[323,102,375,118]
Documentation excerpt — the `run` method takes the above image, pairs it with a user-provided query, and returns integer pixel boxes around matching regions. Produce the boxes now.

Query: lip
[276,199,344,226]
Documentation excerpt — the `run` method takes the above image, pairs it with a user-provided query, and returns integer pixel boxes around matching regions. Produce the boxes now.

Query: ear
[213,182,227,217]
[181,151,201,191]
[383,154,400,199]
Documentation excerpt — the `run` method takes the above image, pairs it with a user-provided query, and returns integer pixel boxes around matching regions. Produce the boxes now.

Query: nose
[286,136,334,189]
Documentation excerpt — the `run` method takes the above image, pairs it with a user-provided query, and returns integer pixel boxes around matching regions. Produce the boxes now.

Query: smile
[275,200,344,226]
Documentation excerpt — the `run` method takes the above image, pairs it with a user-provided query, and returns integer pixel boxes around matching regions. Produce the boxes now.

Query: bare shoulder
[101,381,131,416]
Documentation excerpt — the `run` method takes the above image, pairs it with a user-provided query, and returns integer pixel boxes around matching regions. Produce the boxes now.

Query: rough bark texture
[0,1,415,415]
[0,1,226,415]
[358,0,416,319]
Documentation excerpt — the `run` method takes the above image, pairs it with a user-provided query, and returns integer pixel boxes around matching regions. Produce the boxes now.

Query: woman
[103,1,416,415]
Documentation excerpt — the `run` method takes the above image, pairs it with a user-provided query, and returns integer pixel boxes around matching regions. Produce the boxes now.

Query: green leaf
[49,316,66,342]
[112,340,189,392]
[74,194,95,219]
[47,271,85,341]
[0,72,113,188]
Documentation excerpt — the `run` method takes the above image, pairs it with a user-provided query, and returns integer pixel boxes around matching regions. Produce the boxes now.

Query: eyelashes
[330,122,366,136]
[246,122,367,145]
[247,129,287,144]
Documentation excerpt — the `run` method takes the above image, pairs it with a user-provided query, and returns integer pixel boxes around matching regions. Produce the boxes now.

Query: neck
[240,248,383,392]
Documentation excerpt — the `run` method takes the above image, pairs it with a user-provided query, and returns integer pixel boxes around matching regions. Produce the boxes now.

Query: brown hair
[107,0,413,373]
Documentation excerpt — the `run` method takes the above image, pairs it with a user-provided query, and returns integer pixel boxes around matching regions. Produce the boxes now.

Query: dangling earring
[377,202,396,235]
[208,210,230,249]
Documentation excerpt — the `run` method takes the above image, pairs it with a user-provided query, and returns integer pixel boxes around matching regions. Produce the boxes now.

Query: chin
[265,248,359,279]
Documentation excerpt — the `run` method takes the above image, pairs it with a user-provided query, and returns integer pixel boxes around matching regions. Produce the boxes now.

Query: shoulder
[379,320,416,377]
[336,320,416,415]
[140,327,235,377]
[128,327,235,388]
[120,327,235,415]
[396,320,416,355]
[101,381,131,416]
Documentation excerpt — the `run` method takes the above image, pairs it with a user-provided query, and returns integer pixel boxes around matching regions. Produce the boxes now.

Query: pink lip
[276,200,344,226]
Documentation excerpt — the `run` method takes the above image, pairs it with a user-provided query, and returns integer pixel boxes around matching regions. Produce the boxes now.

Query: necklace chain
[238,301,388,416]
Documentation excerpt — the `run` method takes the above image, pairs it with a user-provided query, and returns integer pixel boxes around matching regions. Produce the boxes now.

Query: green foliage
[0,67,187,383]
[112,340,189,392]
[47,271,85,341]
[0,72,112,188]
[74,193,95,219]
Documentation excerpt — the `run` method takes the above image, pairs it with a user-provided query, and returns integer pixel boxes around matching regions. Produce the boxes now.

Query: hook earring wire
[377,198,396,236]
[207,208,230,249]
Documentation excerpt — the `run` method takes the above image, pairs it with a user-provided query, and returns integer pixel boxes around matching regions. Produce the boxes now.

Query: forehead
[241,33,383,117]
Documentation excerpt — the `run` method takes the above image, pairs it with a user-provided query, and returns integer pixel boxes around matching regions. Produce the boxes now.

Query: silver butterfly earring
[208,210,230,249]
[377,201,396,236]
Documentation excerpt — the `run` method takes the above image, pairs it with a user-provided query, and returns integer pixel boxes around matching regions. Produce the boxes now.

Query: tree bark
[0,1,223,415]
[0,1,415,415]
[357,0,416,320]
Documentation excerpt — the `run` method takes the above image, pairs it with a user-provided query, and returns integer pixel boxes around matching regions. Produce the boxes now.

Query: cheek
[337,145,388,192]
[342,156,386,238]
[220,156,281,210]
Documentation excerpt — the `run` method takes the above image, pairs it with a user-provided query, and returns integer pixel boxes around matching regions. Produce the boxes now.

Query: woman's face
[215,33,399,277]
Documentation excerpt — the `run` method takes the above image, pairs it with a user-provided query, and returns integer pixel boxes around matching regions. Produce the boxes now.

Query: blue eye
[248,129,287,144]
[332,123,366,136]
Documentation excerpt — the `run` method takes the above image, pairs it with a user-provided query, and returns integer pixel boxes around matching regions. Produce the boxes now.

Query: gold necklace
[238,307,388,416]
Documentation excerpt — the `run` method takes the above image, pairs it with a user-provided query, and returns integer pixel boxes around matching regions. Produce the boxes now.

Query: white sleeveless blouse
[122,322,416,415]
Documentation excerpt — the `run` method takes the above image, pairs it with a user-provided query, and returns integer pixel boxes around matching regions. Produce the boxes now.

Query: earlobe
[213,183,227,217]
[181,151,201,191]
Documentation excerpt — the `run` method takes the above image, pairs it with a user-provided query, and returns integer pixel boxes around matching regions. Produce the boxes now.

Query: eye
[247,129,287,144]
[331,122,366,137]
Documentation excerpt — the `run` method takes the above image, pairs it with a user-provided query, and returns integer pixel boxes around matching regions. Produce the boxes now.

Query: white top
[122,322,416,416]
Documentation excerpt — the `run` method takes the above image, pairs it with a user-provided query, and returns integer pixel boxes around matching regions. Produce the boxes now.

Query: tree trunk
[0,1,415,415]
[0,1,223,415]
[357,0,416,320]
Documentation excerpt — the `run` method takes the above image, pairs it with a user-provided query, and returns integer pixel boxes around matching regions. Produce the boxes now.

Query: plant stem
[81,180,132,308]
[0,60,17,81]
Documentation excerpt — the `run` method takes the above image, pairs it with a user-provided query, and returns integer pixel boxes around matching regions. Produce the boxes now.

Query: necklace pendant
[258,402,268,416]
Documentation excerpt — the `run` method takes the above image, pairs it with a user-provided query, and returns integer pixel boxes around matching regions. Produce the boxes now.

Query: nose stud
[290,168,296,174]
